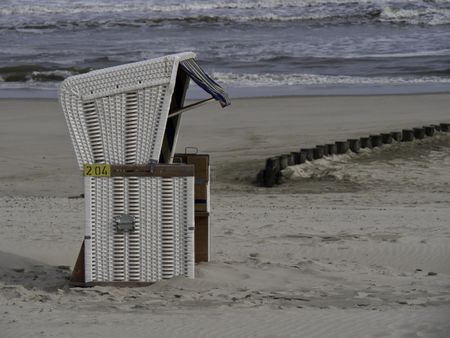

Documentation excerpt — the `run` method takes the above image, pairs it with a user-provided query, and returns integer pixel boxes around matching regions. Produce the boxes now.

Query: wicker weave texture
[60,52,196,169]
[84,176,194,283]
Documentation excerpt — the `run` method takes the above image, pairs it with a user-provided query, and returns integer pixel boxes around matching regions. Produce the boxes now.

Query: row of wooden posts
[256,123,450,187]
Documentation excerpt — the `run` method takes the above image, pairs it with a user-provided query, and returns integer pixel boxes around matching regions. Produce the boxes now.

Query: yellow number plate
[84,164,111,177]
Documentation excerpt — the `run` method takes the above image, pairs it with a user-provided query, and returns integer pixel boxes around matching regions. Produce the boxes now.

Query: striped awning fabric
[180,59,231,108]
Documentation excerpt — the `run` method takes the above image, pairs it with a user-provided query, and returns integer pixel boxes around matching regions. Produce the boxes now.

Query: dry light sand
[0,94,450,337]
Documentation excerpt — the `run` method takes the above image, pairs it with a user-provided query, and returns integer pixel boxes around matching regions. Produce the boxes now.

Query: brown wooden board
[175,153,210,262]
[75,281,154,288]
[195,204,207,212]
[195,214,210,263]
[194,184,208,200]
[110,164,194,177]
[160,67,190,164]
[176,154,209,178]
[70,240,85,284]
[187,156,209,180]
[195,211,210,217]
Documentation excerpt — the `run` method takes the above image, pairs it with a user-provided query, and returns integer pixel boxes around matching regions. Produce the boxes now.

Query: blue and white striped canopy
[180,59,231,108]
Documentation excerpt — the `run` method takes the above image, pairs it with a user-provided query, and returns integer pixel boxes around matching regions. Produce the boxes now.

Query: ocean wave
[2,0,450,30]
[0,0,353,18]
[379,6,450,25]
[0,65,89,82]
[0,0,372,16]
[256,50,450,65]
[0,13,382,31]
[4,11,444,32]
[3,0,450,16]
[336,49,450,59]
[2,64,450,88]
[213,72,450,87]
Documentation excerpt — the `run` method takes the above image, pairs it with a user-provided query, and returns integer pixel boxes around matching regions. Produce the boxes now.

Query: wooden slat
[160,67,190,163]
[195,211,210,217]
[70,240,85,284]
[186,155,209,180]
[195,203,208,212]
[84,281,154,287]
[174,153,211,263]
[110,164,194,177]
[195,184,208,200]
[195,214,209,263]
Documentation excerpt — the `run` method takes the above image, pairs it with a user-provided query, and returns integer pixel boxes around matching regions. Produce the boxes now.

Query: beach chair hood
[59,52,230,169]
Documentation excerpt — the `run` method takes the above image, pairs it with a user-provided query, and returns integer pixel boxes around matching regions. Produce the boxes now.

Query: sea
[1,0,450,98]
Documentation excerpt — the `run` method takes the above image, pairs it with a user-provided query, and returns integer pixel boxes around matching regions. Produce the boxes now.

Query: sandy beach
[1,93,450,337]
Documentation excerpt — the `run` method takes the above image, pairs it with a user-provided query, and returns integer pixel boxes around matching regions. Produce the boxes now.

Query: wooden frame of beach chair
[174,151,211,263]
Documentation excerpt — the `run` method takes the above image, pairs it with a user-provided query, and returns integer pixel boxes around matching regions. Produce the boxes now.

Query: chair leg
[70,240,85,285]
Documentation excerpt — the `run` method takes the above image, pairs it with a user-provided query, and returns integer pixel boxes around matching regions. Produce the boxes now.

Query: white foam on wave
[2,0,450,26]
[213,72,450,87]
[0,80,59,89]
[0,0,354,16]
[31,69,74,79]
[379,6,450,25]
[0,0,310,16]
[335,49,450,59]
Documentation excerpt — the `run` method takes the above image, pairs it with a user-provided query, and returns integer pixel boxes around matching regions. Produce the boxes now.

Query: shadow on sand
[0,250,71,292]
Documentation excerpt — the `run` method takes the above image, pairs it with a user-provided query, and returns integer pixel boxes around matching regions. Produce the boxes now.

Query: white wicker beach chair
[60,52,229,284]
[60,52,230,168]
